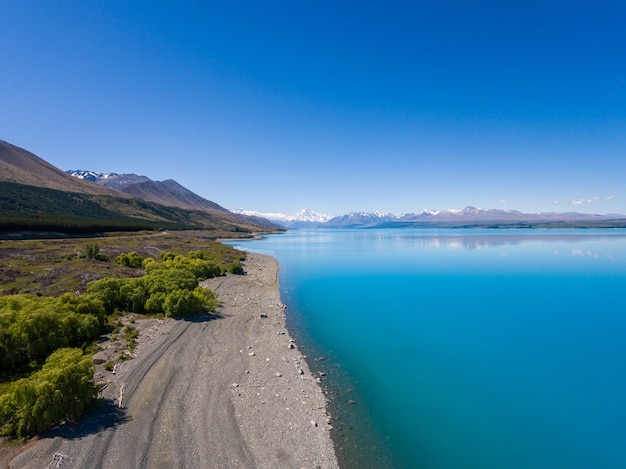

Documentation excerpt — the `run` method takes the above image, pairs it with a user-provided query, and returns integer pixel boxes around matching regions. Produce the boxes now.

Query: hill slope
[0,140,279,235]
[120,179,229,212]
[0,140,125,197]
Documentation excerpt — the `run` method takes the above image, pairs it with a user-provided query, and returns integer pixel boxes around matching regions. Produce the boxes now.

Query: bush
[86,278,125,314]
[162,287,218,318]
[0,348,97,438]
[0,295,102,373]
[228,262,245,275]
[124,326,139,352]
[116,252,144,268]
[79,244,108,262]
[86,252,220,318]
[58,294,106,327]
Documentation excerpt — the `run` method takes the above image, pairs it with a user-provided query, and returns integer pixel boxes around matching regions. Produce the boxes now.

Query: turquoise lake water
[226,229,626,468]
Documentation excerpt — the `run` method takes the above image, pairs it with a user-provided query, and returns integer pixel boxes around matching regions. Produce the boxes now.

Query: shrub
[58,294,106,327]
[0,348,97,438]
[228,262,245,275]
[160,252,176,261]
[80,244,108,262]
[0,296,101,373]
[86,277,125,314]
[116,252,144,268]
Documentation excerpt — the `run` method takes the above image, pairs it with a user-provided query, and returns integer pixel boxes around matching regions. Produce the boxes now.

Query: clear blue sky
[1,1,624,215]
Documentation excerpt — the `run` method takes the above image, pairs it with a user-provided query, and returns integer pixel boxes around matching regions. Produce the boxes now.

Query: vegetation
[116,251,144,268]
[0,294,104,374]
[82,244,109,261]
[0,348,97,438]
[0,181,273,234]
[87,259,219,318]
[0,232,247,296]
[0,234,248,438]
[124,326,139,352]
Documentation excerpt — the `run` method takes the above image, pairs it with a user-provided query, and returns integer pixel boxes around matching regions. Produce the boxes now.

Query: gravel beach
[5,252,338,469]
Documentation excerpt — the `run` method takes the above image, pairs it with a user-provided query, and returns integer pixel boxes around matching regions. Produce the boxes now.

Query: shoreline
[4,252,338,468]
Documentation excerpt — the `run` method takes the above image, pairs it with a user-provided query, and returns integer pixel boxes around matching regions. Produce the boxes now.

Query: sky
[1,1,624,216]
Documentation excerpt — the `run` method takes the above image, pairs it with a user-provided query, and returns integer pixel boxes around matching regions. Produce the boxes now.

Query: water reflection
[375,230,626,250]
[232,229,626,256]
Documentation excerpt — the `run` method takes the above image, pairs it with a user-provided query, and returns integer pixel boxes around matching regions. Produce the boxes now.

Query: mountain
[233,208,332,228]
[0,140,125,197]
[118,178,280,230]
[0,140,280,235]
[67,170,226,210]
[325,211,397,228]
[67,170,151,189]
[67,170,279,230]
[325,206,626,229]
[239,205,626,229]
[120,179,229,212]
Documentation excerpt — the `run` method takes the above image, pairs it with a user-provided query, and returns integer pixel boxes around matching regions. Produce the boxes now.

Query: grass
[0,230,248,296]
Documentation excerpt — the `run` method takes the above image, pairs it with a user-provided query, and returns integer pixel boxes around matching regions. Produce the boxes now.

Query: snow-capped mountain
[66,169,280,229]
[232,208,332,228]
[325,211,398,228]
[344,206,626,228]
[236,206,626,229]
[66,170,150,189]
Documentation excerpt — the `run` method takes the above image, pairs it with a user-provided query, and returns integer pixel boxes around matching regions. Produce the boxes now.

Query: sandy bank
[5,252,338,469]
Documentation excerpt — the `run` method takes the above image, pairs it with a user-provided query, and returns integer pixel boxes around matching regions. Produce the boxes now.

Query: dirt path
[6,253,338,469]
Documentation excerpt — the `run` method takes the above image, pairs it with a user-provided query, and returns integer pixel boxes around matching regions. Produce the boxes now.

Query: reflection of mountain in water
[394,233,626,250]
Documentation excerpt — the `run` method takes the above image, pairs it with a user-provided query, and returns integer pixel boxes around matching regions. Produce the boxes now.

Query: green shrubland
[0,348,97,438]
[88,253,220,317]
[116,251,144,268]
[0,247,237,438]
[0,294,104,374]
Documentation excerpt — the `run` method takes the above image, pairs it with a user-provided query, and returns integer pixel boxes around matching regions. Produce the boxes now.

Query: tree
[0,348,97,438]
[116,252,144,268]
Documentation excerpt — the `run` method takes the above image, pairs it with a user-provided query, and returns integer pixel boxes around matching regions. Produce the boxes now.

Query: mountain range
[233,208,332,228]
[66,169,278,230]
[67,170,231,212]
[0,139,279,235]
[3,138,626,234]
[240,206,626,229]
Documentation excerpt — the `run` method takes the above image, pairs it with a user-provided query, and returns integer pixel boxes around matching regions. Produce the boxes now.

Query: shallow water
[227,229,626,468]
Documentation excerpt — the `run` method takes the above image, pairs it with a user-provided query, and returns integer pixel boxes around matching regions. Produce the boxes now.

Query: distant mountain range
[0,139,280,235]
[67,169,278,230]
[3,138,626,235]
[233,208,332,228]
[67,170,151,189]
[67,170,230,212]
[239,206,626,229]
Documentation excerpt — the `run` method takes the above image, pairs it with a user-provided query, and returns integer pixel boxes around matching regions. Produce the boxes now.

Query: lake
[226,229,626,468]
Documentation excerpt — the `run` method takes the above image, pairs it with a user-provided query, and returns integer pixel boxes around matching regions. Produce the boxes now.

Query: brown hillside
[121,179,230,213]
[0,140,125,197]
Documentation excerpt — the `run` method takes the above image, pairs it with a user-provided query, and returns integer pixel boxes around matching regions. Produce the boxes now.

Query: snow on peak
[232,208,332,225]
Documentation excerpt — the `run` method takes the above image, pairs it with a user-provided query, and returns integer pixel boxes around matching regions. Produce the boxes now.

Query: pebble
[275,372,283,377]
[248,352,256,356]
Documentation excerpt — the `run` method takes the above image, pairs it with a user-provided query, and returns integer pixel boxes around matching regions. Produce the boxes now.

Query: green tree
[86,277,124,313]
[116,252,144,268]
[0,348,97,438]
